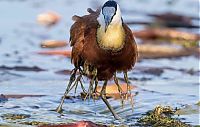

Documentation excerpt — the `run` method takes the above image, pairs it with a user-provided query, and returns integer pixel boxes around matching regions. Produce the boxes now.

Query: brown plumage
[56,0,138,120]
[70,9,137,80]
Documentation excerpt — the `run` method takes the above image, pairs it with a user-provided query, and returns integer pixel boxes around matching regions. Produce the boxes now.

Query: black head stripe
[103,0,117,10]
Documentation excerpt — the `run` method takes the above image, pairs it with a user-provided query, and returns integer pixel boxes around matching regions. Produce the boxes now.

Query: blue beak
[104,15,112,32]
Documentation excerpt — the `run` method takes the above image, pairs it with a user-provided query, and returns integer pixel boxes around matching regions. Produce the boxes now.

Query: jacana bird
[56,0,137,119]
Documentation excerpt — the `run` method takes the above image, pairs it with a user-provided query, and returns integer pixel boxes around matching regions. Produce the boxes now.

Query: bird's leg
[84,68,97,101]
[79,77,87,93]
[114,72,124,108]
[91,68,98,100]
[92,78,98,100]
[123,71,134,111]
[78,68,87,94]
[73,74,82,94]
[84,77,94,101]
[56,68,77,113]
[84,76,96,100]
[88,76,95,101]
[93,78,98,94]
[123,71,130,99]
[101,80,121,120]
[73,68,87,94]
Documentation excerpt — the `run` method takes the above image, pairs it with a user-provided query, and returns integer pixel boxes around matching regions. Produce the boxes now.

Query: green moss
[0,125,10,127]
[20,121,50,126]
[1,114,31,120]
[196,101,200,106]
[138,105,191,127]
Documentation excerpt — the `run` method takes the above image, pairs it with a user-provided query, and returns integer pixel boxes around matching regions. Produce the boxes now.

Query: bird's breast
[97,24,125,51]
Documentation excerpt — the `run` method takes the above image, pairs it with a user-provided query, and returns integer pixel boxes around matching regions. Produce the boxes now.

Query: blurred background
[0,0,199,126]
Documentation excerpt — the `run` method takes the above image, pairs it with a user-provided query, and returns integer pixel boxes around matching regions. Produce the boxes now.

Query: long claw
[101,80,121,120]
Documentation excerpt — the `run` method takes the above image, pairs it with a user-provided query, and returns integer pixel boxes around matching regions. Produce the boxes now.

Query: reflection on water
[0,0,199,126]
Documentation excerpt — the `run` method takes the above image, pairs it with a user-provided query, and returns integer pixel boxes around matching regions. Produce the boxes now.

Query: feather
[87,8,101,15]
[72,15,81,21]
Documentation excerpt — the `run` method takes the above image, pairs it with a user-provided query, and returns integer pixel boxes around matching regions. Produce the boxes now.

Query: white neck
[97,4,125,50]
[97,4,122,32]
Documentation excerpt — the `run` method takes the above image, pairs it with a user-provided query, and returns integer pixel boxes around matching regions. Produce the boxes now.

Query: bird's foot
[101,80,121,120]
[55,104,64,113]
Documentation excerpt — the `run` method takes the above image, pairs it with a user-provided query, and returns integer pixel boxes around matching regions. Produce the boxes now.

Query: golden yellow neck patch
[97,24,125,51]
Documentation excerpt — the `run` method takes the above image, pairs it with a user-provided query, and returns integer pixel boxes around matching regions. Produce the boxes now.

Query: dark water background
[0,0,199,126]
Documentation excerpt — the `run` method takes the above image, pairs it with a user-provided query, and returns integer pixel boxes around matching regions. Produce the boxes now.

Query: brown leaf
[37,50,71,57]
[96,83,136,99]
[0,65,45,72]
[54,70,72,75]
[37,11,61,27]
[133,28,200,41]
[41,40,68,48]
[138,44,197,59]
[1,94,45,99]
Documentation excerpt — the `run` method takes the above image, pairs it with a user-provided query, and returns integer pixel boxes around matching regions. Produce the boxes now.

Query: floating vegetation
[41,40,68,48]
[1,114,31,120]
[133,28,200,42]
[0,125,12,127]
[138,105,191,127]
[20,121,50,126]
[37,11,61,27]
[175,102,200,115]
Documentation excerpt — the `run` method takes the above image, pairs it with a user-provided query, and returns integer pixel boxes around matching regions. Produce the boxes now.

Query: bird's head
[97,0,122,32]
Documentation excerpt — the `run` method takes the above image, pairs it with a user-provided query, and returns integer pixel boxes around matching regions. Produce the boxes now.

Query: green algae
[20,121,50,126]
[138,105,191,127]
[1,114,31,121]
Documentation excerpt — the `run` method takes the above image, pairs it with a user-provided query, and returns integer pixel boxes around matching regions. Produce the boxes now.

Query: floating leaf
[1,94,45,99]
[41,40,68,48]
[37,50,71,57]
[37,11,61,27]
[97,83,136,99]
[133,28,200,42]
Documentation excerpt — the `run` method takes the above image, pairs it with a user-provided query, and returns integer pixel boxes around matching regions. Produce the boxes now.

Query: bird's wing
[69,8,100,67]
[123,23,138,68]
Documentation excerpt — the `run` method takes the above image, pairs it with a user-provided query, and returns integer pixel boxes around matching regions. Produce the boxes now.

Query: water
[0,0,199,126]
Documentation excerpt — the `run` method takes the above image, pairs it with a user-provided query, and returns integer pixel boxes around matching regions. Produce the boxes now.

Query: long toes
[56,106,63,113]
